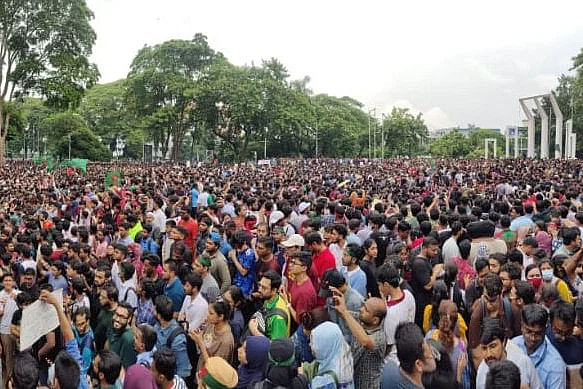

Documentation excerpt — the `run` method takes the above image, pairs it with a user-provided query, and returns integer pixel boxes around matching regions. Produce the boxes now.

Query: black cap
[318,269,345,297]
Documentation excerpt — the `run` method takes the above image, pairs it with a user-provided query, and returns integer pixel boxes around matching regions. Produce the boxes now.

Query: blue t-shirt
[48,273,69,295]
[234,248,256,296]
[546,326,583,365]
[381,360,423,389]
[190,188,199,208]
[163,278,185,313]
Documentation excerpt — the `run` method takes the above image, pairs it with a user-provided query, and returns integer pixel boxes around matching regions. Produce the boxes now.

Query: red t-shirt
[256,257,281,281]
[311,247,337,306]
[178,218,199,251]
[289,278,317,318]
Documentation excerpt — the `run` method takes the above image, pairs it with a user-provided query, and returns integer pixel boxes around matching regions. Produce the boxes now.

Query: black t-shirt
[410,256,432,327]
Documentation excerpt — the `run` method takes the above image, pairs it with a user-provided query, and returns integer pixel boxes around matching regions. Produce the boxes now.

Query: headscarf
[237,336,270,388]
[123,364,157,389]
[311,322,354,385]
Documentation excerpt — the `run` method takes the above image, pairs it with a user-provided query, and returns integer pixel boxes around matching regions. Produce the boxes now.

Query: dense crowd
[1,157,583,389]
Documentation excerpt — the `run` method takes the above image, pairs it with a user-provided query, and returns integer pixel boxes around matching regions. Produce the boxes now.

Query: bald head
[360,297,387,327]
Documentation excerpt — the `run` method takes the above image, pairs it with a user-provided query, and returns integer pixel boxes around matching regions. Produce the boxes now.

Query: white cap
[298,202,311,213]
[269,210,285,226]
[281,234,305,248]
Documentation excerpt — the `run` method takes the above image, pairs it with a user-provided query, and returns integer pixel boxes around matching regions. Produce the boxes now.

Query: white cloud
[381,100,455,130]
[534,74,560,91]
[467,59,511,84]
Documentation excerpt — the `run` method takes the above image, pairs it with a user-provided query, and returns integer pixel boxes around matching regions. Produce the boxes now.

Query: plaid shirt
[349,312,386,389]
[137,298,156,326]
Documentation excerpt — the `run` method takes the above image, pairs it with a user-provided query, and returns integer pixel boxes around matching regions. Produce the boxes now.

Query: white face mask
[541,269,554,281]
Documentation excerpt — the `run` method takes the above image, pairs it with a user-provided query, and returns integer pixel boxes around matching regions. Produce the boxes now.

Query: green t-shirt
[263,295,290,340]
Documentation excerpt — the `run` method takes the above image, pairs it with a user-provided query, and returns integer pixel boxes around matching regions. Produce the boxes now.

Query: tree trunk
[0,99,4,165]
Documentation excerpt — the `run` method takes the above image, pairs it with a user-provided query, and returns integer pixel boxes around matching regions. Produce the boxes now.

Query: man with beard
[19,267,39,299]
[142,253,165,296]
[90,265,111,328]
[95,285,119,351]
[105,301,137,368]
[249,270,290,340]
[476,317,541,389]
[511,304,566,389]
[332,288,386,389]
[202,232,231,293]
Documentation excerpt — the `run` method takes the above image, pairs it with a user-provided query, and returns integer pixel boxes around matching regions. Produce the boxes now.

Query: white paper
[20,289,63,351]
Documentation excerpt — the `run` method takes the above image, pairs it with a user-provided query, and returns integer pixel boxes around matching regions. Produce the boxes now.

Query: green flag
[34,156,54,171]
[105,170,123,189]
[58,158,88,174]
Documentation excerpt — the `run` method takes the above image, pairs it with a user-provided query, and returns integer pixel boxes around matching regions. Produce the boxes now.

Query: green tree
[0,0,99,163]
[40,111,110,160]
[382,107,429,156]
[429,130,470,157]
[126,34,219,160]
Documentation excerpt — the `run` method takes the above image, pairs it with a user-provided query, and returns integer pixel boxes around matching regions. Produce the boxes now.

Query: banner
[105,170,123,189]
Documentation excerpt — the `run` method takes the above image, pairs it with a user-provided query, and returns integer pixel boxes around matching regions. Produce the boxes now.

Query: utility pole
[264,127,268,159]
[368,108,376,159]
[381,113,387,161]
[68,134,71,160]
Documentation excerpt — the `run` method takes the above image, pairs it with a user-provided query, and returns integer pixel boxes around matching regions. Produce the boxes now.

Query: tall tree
[0,0,99,163]
[126,34,218,160]
[382,107,429,156]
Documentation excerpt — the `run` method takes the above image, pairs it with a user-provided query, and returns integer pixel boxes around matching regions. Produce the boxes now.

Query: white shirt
[0,289,20,334]
[180,293,208,330]
[476,342,543,389]
[442,236,461,263]
[71,295,91,313]
[153,208,167,233]
[384,289,416,363]
[117,277,138,310]
[329,242,346,270]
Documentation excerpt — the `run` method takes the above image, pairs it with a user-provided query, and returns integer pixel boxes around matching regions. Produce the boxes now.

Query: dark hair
[51,260,66,275]
[95,265,112,279]
[262,270,282,291]
[480,317,506,344]
[138,323,158,351]
[475,257,490,274]
[304,231,322,245]
[290,251,312,271]
[549,300,576,326]
[211,300,232,322]
[96,350,121,385]
[513,280,535,305]
[430,280,450,327]
[120,261,135,281]
[113,243,128,256]
[72,306,90,323]
[184,272,203,291]
[422,236,439,248]
[139,279,157,300]
[54,350,81,389]
[395,322,425,374]
[377,263,401,288]
[483,273,502,297]
[104,285,119,302]
[485,360,521,389]
[257,236,275,251]
[142,253,161,267]
[155,295,174,322]
[153,346,177,381]
[330,223,348,238]
[164,260,177,274]
[300,307,330,331]
[225,285,244,307]
[500,262,521,281]
[522,304,548,327]
[12,352,39,389]
[562,227,580,246]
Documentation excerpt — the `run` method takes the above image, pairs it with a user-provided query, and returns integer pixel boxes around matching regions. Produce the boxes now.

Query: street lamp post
[368,108,376,159]
[68,134,71,160]
[264,127,268,159]
[381,113,387,161]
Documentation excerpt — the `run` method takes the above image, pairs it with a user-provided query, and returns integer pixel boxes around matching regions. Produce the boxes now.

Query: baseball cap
[269,210,284,226]
[281,234,305,248]
[298,202,311,213]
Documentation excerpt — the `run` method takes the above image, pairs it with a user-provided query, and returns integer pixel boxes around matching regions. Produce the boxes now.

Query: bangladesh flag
[58,158,88,174]
[34,156,54,171]
[105,170,123,189]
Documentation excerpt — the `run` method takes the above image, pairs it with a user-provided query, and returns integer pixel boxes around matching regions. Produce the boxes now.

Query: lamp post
[68,134,71,160]
[264,127,268,159]
[381,113,387,161]
[368,108,376,159]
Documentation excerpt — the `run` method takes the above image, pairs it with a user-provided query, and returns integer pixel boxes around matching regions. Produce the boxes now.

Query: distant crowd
[1,157,583,389]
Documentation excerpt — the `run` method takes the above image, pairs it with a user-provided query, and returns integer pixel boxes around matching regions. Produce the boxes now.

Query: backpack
[243,306,288,339]
[166,326,187,348]
[476,242,489,261]
[480,297,513,331]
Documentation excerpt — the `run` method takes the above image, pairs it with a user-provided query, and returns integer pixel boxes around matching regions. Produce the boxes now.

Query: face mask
[542,269,554,281]
[528,277,542,289]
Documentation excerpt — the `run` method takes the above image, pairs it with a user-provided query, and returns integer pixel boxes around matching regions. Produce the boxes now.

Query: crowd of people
[1,157,583,389]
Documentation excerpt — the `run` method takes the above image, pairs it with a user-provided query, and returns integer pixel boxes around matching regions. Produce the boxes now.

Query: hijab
[237,336,270,388]
[123,364,157,389]
[311,322,354,385]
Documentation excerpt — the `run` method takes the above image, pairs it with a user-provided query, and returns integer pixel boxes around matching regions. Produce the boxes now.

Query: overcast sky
[87,0,583,131]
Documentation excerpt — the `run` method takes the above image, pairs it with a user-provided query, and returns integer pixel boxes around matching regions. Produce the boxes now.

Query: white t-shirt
[476,342,543,389]
[0,289,21,335]
[180,293,208,331]
[384,289,416,363]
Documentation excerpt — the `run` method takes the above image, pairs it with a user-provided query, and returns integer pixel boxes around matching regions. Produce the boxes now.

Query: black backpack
[166,326,187,348]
